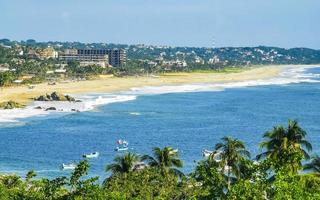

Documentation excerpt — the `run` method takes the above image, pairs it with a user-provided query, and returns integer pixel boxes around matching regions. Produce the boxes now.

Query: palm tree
[214,136,250,189]
[256,126,286,161]
[106,152,140,175]
[287,119,312,158]
[142,146,183,177]
[304,155,320,174]
[256,120,312,173]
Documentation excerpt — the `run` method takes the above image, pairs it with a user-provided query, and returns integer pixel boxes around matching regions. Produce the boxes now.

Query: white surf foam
[0,107,48,123]
[0,95,137,124]
[129,112,141,116]
[82,95,137,110]
[125,65,320,95]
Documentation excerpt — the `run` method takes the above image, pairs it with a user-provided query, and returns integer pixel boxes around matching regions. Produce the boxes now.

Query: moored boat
[115,139,129,151]
[83,152,99,158]
[61,163,76,170]
[115,146,128,151]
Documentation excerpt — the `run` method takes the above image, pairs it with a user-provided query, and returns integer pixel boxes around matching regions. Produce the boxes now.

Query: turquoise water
[0,67,320,181]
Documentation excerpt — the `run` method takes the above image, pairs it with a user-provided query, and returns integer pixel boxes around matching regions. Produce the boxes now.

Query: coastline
[0,65,287,104]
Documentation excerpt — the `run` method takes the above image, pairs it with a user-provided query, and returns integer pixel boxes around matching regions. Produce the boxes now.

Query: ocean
[0,65,320,181]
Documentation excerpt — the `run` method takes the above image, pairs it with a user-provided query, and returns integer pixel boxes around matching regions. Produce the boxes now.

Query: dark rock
[46,94,52,100]
[34,106,42,109]
[35,95,49,101]
[34,92,77,102]
[65,95,75,102]
[45,107,56,111]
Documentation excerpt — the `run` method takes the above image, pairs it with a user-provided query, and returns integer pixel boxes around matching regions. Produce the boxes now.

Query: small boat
[115,139,129,151]
[202,149,213,157]
[61,163,76,170]
[83,152,99,158]
[115,146,128,151]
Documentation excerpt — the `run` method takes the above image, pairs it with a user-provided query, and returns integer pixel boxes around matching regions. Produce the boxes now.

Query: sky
[1,0,320,49]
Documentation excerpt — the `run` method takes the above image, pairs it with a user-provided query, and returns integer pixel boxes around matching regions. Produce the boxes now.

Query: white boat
[115,146,128,151]
[83,152,99,158]
[61,163,76,170]
[115,139,129,151]
[202,149,213,157]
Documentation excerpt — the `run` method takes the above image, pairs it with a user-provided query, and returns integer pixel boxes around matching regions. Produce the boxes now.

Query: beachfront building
[38,47,58,59]
[59,49,126,67]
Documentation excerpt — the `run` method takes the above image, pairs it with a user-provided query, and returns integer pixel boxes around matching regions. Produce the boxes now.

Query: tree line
[0,120,320,199]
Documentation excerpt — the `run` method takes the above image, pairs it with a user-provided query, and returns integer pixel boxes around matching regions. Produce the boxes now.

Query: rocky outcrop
[0,101,25,109]
[45,107,56,111]
[34,92,76,102]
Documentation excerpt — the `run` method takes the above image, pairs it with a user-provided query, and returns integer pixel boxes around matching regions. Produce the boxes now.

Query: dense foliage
[0,120,320,199]
[1,39,320,86]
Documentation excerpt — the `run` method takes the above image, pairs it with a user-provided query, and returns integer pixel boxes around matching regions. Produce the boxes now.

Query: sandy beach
[0,65,288,104]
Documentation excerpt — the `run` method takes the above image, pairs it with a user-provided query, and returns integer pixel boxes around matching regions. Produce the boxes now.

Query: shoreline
[0,65,311,104]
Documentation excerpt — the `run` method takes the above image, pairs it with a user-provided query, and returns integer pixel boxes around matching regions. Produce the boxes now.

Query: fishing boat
[115,139,129,151]
[83,152,99,158]
[61,163,76,170]
[115,146,129,151]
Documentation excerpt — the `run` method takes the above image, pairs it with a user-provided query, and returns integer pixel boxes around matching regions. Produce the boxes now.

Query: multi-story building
[59,49,126,67]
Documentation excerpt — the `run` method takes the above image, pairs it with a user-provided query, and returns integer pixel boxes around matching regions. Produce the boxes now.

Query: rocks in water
[51,92,67,101]
[65,95,75,102]
[36,95,49,101]
[45,107,56,111]
[34,92,77,102]
[33,92,81,112]
[0,101,25,109]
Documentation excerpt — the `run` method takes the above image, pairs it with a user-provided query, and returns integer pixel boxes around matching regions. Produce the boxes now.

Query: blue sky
[1,0,319,48]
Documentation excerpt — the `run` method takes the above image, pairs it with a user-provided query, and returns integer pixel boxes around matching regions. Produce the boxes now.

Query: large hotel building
[59,49,126,67]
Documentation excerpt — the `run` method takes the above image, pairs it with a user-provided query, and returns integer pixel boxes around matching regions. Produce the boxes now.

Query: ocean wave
[0,95,137,124]
[129,112,141,116]
[82,95,137,110]
[126,66,320,95]
[0,107,49,123]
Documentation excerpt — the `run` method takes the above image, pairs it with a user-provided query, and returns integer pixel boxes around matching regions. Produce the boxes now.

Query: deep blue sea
[0,66,320,181]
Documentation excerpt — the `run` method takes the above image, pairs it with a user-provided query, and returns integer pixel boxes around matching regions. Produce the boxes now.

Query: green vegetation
[257,119,312,174]
[1,39,320,86]
[0,71,16,87]
[0,120,319,199]
[142,146,183,177]
[106,152,140,175]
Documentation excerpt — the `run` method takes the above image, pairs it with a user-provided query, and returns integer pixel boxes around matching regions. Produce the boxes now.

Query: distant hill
[1,39,320,68]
